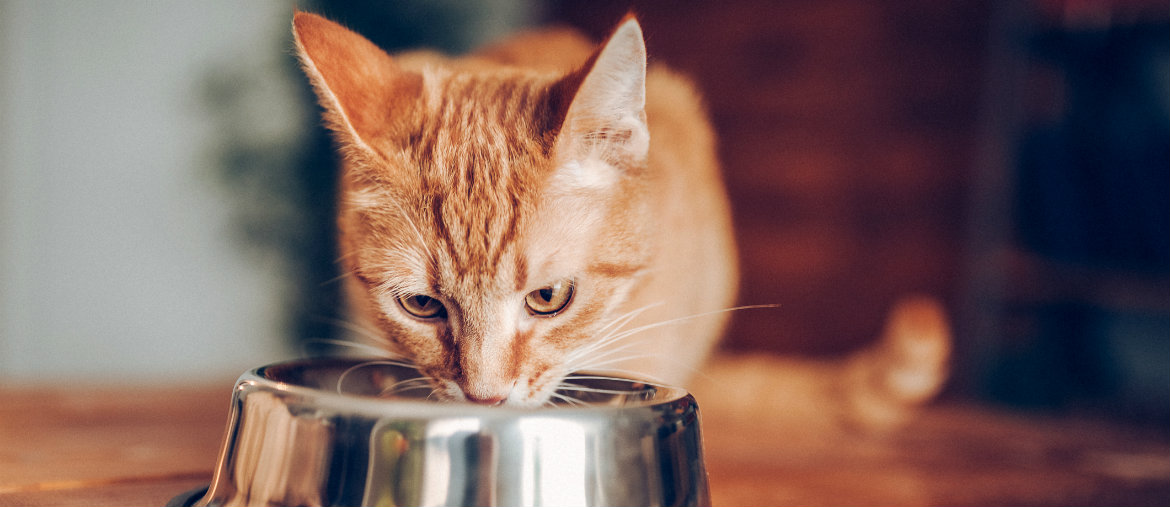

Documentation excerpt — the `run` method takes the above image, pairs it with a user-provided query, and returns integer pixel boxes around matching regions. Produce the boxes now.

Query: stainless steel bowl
[189,358,709,507]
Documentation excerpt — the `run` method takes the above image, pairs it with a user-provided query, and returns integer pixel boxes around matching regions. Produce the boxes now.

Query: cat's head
[293,12,654,406]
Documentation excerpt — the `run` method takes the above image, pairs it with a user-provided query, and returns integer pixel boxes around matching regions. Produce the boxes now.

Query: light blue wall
[0,0,300,382]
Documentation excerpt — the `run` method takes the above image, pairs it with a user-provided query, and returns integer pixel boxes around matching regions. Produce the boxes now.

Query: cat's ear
[552,15,649,174]
[292,11,421,156]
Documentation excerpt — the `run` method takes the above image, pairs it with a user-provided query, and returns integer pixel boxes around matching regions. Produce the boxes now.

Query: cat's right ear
[549,15,649,175]
[292,12,421,157]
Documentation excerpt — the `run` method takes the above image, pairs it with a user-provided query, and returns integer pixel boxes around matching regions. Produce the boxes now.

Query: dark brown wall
[548,0,991,355]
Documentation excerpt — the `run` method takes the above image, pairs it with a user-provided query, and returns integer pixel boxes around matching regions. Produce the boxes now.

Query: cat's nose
[464,392,507,406]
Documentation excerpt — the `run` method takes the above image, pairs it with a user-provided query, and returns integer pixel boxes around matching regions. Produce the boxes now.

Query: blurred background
[1,0,1166,425]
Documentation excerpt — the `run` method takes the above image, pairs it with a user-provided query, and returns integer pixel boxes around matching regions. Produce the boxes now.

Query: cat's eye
[525,280,575,316]
[398,294,447,319]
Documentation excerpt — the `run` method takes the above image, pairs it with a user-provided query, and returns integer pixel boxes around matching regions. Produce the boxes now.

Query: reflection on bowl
[189,358,709,507]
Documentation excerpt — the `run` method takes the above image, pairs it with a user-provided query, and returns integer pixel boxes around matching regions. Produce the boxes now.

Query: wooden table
[2,380,1167,506]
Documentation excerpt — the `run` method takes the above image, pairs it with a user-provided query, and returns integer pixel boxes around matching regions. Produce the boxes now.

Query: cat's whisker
[380,379,436,397]
[337,360,379,394]
[389,199,430,248]
[549,392,587,407]
[310,316,393,346]
[571,352,705,388]
[332,250,358,266]
[564,329,670,369]
[555,385,647,395]
[385,376,432,386]
[565,339,652,366]
[564,351,648,377]
[320,320,418,365]
[593,302,663,339]
[587,302,663,341]
[567,346,709,388]
[563,339,634,366]
[562,374,675,389]
[300,338,395,358]
[564,334,644,365]
[381,383,434,396]
[607,304,778,344]
[563,300,734,367]
[378,376,433,396]
[567,304,780,369]
[363,359,420,369]
[566,308,750,385]
[382,385,435,397]
[562,366,672,387]
[319,269,355,287]
[570,353,664,371]
[336,359,423,394]
[563,321,658,365]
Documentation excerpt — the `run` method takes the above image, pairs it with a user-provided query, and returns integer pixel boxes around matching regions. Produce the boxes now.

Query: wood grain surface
[2,365,1166,506]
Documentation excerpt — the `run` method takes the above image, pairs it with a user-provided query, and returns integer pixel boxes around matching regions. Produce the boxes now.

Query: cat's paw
[843,295,951,431]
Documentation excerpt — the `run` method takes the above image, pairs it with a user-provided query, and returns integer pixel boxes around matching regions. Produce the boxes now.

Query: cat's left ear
[292,11,421,157]
[552,15,649,173]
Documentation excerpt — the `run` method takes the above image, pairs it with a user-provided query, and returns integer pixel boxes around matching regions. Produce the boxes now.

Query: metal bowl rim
[238,358,694,420]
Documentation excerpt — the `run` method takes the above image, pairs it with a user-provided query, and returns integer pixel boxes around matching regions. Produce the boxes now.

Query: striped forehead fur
[384,68,563,286]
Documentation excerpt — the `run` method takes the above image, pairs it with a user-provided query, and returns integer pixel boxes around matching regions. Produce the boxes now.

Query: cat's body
[293,11,947,421]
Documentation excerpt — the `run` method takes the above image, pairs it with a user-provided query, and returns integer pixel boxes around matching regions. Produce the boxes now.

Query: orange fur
[292,11,948,423]
[294,12,736,406]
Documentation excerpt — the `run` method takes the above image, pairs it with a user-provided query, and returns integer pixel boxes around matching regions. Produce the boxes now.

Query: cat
[292,11,949,421]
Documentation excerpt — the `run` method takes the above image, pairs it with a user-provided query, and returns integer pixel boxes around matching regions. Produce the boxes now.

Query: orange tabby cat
[292,11,948,418]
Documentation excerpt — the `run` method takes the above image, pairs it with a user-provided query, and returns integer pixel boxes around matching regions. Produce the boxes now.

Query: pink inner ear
[293,12,421,148]
[553,16,649,167]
